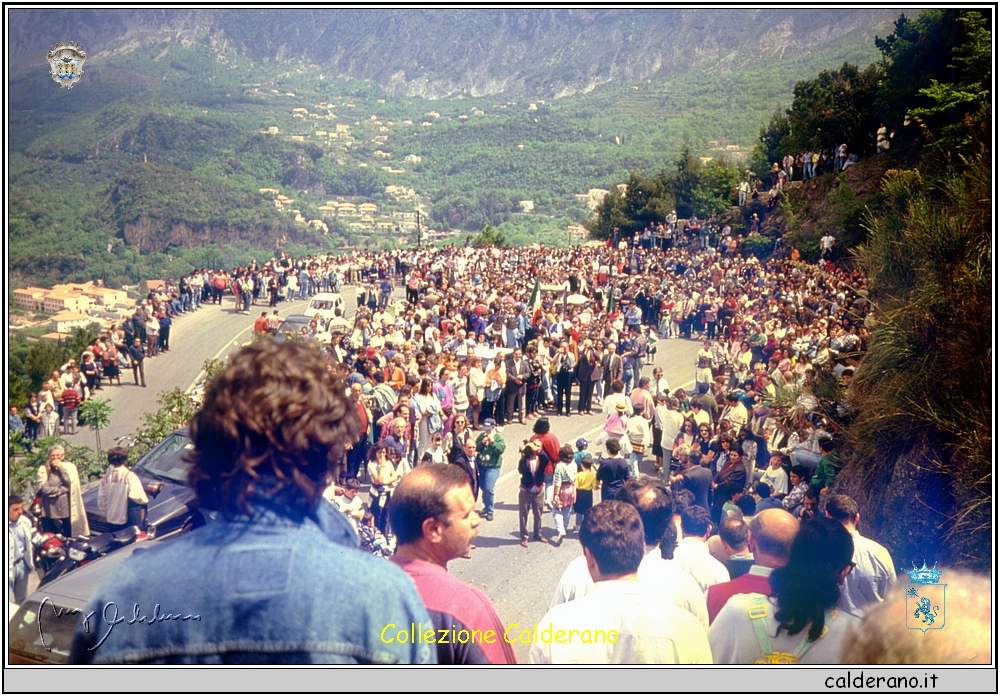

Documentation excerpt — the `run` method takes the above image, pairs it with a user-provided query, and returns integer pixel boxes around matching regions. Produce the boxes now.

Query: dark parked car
[8,540,150,664]
[272,312,326,343]
[82,428,196,541]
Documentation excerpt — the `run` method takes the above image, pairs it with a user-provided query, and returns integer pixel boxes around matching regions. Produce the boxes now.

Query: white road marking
[185,323,257,393]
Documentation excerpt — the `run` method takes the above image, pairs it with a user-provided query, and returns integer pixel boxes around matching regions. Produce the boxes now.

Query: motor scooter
[38,526,141,586]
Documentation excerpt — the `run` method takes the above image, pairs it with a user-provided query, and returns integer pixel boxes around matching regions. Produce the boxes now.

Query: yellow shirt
[575,470,597,491]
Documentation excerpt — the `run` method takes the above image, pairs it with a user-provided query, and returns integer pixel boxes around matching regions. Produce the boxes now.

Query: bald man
[706,508,800,623]
[388,465,517,664]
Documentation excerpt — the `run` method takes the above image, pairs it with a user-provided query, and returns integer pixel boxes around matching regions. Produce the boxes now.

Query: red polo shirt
[706,565,773,624]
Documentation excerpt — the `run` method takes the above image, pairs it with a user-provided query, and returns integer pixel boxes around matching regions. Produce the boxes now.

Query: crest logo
[903,561,946,634]
[46,42,87,88]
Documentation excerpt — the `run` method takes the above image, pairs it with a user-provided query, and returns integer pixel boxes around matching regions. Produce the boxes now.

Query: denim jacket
[70,490,435,664]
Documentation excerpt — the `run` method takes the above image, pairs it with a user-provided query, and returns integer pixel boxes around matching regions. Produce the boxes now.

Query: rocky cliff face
[121,215,290,254]
[9,8,912,98]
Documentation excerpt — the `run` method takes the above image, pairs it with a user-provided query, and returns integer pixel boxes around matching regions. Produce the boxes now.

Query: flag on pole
[529,276,541,313]
[529,276,543,326]
[606,286,614,314]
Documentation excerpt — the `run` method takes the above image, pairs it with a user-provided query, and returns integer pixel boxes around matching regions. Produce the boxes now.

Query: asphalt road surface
[60,283,702,663]
[446,334,701,663]
[61,290,330,449]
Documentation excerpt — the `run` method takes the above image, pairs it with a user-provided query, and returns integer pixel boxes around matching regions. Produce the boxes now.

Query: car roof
[281,314,313,322]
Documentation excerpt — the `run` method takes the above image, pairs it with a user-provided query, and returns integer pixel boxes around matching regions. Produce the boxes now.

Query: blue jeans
[541,373,553,406]
[791,449,821,472]
[63,407,78,434]
[622,369,633,395]
[9,559,29,604]
[480,466,501,514]
[629,452,644,479]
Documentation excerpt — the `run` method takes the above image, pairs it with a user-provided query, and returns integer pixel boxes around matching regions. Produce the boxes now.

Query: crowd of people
[261,235,872,552]
[15,174,974,665]
[59,340,988,665]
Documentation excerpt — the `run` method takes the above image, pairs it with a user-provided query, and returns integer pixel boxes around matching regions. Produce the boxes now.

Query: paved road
[61,290,353,449]
[448,335,701,663]
[59,283,702,663]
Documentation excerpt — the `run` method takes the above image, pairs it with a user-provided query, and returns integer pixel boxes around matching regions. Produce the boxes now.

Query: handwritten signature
[37,597,201,652]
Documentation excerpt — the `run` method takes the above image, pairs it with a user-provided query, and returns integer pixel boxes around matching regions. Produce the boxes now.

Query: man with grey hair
[705,508,799,623]
[825,494,895,616]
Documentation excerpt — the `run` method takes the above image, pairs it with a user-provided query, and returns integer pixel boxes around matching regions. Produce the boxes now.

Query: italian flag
[529,276,542,326]
[529,276,541,313]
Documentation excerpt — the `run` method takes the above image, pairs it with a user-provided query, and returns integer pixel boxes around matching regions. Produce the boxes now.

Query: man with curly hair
[71,341,435,664]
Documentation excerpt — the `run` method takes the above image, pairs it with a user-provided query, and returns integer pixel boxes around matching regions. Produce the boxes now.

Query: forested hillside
[582,9,992,569]
[8,9,905,287]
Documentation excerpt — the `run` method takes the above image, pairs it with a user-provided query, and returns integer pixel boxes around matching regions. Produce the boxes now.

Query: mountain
[9,8,916,98]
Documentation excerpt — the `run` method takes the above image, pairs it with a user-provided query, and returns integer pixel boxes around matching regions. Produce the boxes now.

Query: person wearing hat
[475,419,505,522]
[573,437,592,468]
[517,440,548,547]
[603,398,630,444]
[98,446,149,532]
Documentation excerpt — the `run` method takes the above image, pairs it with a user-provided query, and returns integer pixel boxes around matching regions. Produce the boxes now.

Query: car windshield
[310,301,332,311]
[133,432,192,483]
[9,599,80,663]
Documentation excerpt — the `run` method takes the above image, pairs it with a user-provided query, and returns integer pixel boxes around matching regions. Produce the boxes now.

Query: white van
[303,292,345,322]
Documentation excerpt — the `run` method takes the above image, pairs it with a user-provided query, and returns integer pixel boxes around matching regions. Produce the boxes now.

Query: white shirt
[653,377,671,400]
[660,409,684,451]
[531,580,712,664]
[97,466,148,525]
[672,536,731,595]
[709,593,861,664]
[551,548,708,629]
[838,530,896,617]
[759,466,789,496]
[602,392,630,416]
[724,402,749,430]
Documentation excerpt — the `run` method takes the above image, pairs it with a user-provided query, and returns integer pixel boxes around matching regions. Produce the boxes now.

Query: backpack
[747,595,829,664]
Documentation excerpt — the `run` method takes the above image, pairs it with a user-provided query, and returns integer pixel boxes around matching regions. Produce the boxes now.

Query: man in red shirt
[389,465,517,664]
[253,311,270,333]
[60,381,81,435]
[706,508,799,623]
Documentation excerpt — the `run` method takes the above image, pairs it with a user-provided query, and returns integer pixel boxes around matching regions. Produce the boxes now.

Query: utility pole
[416,208,421,247]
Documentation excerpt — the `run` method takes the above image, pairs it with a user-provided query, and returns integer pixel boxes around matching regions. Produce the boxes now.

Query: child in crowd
[573,455,596,530]
[573,437,592,468]
[359,509,392,558]
[722,490,743,520]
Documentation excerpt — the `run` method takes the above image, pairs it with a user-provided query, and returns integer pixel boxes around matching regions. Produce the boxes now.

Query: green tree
[752,106,791,174]
[908,11,991,160]
[24,341,63,392]
[691,159,741,217]
[784,62,882,154]
[471,225,510,248]
[670,144,702,219]
[128,388,201,464]
[78,397,114,457]
[583,186,632,240]
[8,369,30,408]
[874,10,989,134]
